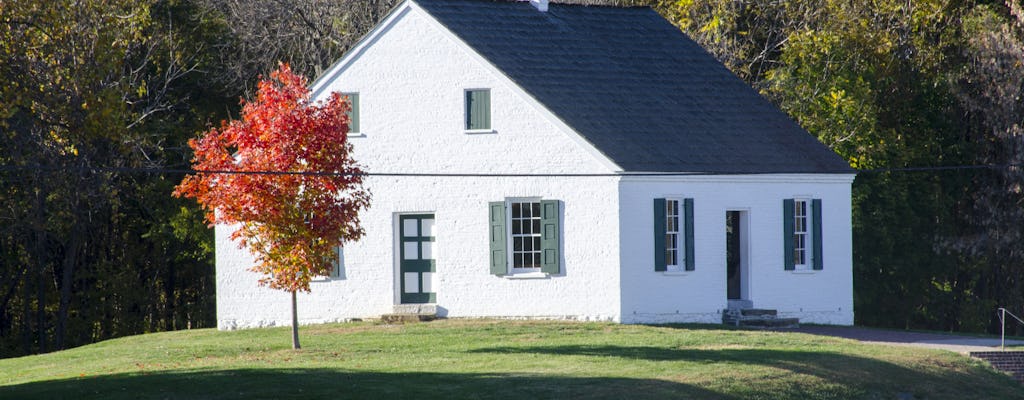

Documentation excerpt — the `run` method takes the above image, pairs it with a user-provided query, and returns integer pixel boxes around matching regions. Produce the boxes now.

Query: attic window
[465,89,491,132]
[343,92,360,135]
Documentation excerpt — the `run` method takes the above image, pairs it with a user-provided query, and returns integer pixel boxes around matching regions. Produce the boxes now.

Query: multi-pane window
[654,197,694,272]
[784,197,822,271]
[793,199,808,267]
[510,201,542,269]
[665,200,680,267]
[489,199,561,276]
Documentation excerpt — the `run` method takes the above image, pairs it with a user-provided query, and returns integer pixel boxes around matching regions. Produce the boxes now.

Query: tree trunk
[0,264,27,332]
[165,256,176,331]
[21,266,31,354]
[34,181,46,354]
[36,258,46,353]
[291,290,300,349]
[54,229,82,350]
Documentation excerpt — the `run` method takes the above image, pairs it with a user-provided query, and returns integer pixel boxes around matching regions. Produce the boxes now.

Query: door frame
[726,209,751,301]
[393,212,437,304]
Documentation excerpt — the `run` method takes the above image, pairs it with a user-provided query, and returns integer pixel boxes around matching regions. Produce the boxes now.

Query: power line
[0,164,1019,177]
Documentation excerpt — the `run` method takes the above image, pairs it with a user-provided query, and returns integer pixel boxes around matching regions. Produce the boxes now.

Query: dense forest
[0,0,1021,358]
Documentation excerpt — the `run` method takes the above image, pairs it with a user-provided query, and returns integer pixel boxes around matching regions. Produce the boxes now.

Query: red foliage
[174,63,370,293]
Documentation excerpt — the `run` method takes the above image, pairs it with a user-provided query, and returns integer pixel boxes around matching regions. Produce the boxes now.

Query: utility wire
[0,164,1019,177]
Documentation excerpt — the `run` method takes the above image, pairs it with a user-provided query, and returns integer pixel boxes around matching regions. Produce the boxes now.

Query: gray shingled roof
[414,0,854,173]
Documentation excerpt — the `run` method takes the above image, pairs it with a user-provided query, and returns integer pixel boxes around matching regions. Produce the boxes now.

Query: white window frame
[313,245,345,281]
[505,197,543,274]
[792,198,812,270]
[664,198,684,272]
[341,92,361,137]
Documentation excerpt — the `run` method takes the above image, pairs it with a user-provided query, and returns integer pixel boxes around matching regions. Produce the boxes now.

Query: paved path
[783,326,1024,354]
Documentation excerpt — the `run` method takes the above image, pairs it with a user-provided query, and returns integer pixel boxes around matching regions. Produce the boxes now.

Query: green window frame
[465,89,491,131]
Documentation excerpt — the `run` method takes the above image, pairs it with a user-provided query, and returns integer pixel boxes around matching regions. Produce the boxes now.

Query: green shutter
[684,198,695,271]
[783,199,795,270]
[466,90,490,130]
[540,200,561,274]
[481,90,490,129]
[812,198,823,270]
[346,93,359,133]
[489,202,507,275]
[653,198,667,271]
[465,91,473,129]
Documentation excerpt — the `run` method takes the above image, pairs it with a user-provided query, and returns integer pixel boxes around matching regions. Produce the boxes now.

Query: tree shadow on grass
[1,368,734,400]
[469,345,1024,399]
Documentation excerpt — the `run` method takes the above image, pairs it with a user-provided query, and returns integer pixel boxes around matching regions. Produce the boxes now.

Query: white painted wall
[617,175,855,325]
[215,2,856,329]
[215,4,622,329]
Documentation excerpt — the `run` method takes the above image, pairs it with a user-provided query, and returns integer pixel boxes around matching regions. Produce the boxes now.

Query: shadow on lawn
[1,368,733,400]
[470,345,1022,398]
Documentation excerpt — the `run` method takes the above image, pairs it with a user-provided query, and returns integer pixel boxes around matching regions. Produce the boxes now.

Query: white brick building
[215,0,856,329]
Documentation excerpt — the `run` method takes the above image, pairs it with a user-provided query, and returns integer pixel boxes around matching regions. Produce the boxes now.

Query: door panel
[399,214,436,304]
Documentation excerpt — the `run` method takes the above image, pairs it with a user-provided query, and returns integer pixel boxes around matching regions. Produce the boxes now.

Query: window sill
[347,132,366,138]
[789,268,818,274]
[464,129,496,135]
[503,272,549,279]
[661,270,690,276]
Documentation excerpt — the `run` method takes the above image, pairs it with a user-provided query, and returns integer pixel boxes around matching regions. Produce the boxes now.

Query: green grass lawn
[1,320,1021,399]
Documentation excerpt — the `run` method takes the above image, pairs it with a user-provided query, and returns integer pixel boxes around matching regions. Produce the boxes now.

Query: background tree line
[0,0,1020,357]
[658,0,1024,332]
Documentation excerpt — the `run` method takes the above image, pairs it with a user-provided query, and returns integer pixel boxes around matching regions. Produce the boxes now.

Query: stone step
[739,309,777,317]
[722,308,798,329]
[380,313,437,324]
[741,317,800,328]
[722,317,800,329]
[969,351,1024,383]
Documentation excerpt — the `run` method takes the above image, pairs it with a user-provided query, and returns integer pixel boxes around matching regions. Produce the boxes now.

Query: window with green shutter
[343,92,359,134]
[489,198,561,276]
[784,198,823,271]
[465,89,491,131]
[654,197,694,272]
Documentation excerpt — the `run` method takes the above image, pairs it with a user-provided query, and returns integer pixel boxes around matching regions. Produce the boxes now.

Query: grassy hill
[1,320,1021,399]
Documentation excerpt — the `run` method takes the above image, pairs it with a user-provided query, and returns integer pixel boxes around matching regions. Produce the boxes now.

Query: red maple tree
[174,63,370,348]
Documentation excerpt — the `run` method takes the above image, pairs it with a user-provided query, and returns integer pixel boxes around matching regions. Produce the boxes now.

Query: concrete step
[393,304,437,315]
[381,304,438,324]
[727,299,754,310]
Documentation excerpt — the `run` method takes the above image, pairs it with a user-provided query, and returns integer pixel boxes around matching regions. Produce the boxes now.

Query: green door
[400,214,436,304]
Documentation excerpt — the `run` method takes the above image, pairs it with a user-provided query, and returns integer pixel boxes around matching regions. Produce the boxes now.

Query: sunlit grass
[1,319,1021,399]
